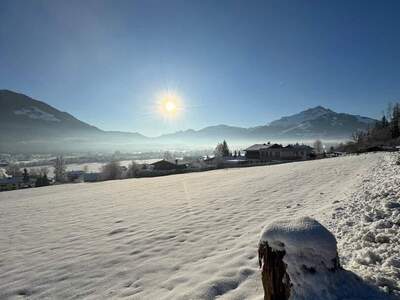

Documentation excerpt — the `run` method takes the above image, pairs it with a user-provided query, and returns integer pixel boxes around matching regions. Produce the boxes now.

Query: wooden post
[258,242,291,300]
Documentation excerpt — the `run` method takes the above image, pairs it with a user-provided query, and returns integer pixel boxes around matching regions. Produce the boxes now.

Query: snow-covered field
[327,153,400,296]
[0,153,398,299]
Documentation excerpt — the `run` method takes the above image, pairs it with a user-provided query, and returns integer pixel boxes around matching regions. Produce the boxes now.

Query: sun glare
[157,91,182,119]
[165,100,176,113]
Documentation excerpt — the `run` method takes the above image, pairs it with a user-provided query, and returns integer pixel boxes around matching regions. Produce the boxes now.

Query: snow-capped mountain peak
[269,106,334,128]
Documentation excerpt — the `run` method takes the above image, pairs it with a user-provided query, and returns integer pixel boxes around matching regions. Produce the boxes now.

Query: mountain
[0,89,101,135]
[249,106,376,138]
[0,89,377,153]
[160,106,377,142]
[0,90,147,152]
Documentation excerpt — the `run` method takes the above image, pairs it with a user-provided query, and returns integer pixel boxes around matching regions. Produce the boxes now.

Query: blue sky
[1,0,399,136]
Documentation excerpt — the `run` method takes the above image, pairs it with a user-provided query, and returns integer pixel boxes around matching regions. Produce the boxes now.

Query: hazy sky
[1,0,399,136]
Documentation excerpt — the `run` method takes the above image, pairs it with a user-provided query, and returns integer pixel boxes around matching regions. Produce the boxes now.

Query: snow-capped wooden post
[258,217,340,300]
[258,242,290,300]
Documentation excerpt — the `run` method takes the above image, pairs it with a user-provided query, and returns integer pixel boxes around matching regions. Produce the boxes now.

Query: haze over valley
[0,89,376,153]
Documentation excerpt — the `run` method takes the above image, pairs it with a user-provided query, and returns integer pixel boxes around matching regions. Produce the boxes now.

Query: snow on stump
[258,217,340,300]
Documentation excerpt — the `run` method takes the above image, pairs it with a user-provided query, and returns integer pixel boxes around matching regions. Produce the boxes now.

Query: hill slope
[0,153,395,299]
[0,90,147,152]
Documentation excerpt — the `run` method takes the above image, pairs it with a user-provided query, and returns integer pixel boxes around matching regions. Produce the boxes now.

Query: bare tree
[126,161,140,178]
[313,140,323,154]
[101,161,122,180]
[6,163,22,177]
[54,156,66,182]
[163,151,175,162]
[29,168,40,178]
[40,167,49,176]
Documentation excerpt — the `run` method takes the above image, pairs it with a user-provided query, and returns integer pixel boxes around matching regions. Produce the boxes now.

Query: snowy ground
[327,153,400,296]
[0,153,398,299]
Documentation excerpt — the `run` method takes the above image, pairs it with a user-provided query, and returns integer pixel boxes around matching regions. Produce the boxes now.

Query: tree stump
[258,242,291,300]
[258,217,341,300]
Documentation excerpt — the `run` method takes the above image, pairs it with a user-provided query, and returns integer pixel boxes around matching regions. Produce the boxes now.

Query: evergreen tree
[214,140,230,157]
[381,115,389,128]
[35,174,49,187]
[222,140,230,157]
[42,174,50,186]
[391,103,400,138]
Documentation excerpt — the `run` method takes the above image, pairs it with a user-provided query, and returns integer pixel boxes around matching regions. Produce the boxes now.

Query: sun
[165,100,176,113]
[157,91,182,119]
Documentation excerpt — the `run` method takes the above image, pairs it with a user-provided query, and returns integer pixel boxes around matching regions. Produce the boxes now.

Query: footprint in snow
[109,227,127,235]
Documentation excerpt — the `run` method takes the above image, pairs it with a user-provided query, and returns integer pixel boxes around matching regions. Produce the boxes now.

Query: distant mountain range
[159,106,376,142]
[0,89,377,153]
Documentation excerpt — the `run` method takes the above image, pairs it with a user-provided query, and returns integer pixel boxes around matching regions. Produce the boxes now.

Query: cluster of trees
[100,160,140,181]
[52,156,141,182]
[339,103,400,152]
[4,163,22,177]
[2,165,50,187]
[214,140,230,157]
[32,168,50,187]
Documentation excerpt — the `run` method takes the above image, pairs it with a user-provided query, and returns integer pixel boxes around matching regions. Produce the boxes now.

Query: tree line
[337,102,400,153]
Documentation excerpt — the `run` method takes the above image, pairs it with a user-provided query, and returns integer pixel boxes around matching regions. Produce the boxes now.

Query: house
[282,144,314,160]
[66,170,85,183]
[244,143,280,161]
[364,145,399,152]
[245,143,313,162]
[203,156,217,165]
[0,177,24,191]
[84,172,101,182]
[150,159,186,171]
[0,160,9,167]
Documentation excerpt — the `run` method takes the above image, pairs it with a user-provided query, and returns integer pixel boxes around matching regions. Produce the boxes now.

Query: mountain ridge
[159,106,376,140]
[0,89,377,152]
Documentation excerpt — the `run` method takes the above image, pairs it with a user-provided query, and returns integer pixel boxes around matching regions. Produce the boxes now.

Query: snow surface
[0,153,398,299]
[269,106,331,127]
[260,217,338,269]
[14,107,60,122]
[327,153,400,296]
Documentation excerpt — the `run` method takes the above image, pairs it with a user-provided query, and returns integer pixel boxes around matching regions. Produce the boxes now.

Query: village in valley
[0,140,325,191]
